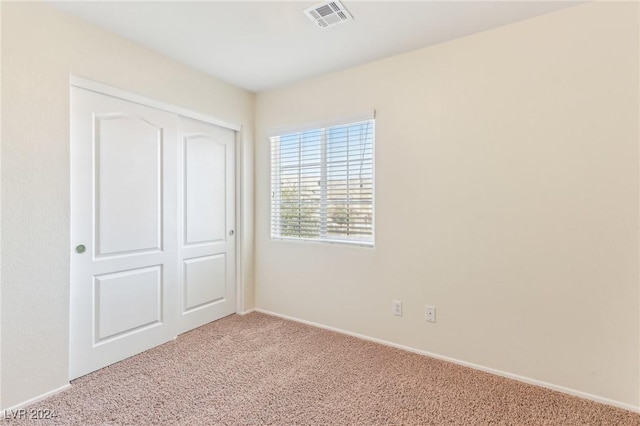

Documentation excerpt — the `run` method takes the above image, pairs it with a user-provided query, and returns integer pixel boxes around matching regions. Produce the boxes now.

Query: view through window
[270,119,375,245]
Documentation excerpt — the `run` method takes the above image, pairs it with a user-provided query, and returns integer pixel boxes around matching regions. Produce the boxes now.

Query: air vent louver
[304,0,353,29]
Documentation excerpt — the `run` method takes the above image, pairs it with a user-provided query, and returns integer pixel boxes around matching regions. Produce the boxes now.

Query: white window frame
[269,112,375,247]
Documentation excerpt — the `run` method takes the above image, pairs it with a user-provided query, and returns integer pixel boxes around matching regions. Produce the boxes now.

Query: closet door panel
[178,116,236,334]
[70,87,178,379]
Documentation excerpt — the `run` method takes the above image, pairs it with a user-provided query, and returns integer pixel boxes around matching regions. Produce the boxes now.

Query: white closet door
[178,116,236,334]
[70,87,178,379]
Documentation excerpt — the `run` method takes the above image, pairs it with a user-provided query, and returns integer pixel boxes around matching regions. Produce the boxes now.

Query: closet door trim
[70,75,241,131]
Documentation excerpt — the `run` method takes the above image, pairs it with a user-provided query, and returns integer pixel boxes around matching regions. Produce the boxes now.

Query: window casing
[270,118,375,246]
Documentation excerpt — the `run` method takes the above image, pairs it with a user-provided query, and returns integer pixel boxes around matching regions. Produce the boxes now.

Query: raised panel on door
[178,116,236,334]
[95,115,163,256]
[94,266,163,342]
[70,87,178,380]
[184,136,226,245]
[183,254,226,311]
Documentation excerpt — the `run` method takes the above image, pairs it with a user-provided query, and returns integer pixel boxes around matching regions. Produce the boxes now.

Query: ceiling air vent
[304,0,353,28]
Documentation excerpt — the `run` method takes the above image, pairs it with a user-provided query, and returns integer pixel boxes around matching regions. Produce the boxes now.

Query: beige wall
[0,1,4,406]
[0,2,254,408]
[255,2,640,408]
[2,0,638,413]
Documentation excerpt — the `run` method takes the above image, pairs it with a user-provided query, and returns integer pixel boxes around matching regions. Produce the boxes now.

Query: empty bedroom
[1,0,639,424]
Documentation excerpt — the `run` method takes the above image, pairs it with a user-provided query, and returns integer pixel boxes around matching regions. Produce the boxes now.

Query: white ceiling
[51,1,581,93]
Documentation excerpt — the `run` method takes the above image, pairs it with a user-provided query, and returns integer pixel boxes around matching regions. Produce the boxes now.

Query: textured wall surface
[255,2,640,408]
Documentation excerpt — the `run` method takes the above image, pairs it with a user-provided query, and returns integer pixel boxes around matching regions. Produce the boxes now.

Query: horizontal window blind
[270,119,375,245]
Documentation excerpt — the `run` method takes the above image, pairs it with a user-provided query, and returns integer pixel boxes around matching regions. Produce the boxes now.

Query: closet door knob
[76,244,86,254]
[229,230,235,236]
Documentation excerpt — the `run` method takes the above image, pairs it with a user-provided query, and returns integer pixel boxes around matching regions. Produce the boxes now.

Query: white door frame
[69,75,246,317]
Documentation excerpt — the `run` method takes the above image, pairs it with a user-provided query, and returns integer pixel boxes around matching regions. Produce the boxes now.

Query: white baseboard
[254,308,640,414]
[238,308,255,315]
[2,383,71,413]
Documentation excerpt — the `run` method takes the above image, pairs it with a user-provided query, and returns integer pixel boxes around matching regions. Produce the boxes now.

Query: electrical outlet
[425,305,436,322]
[392,300,402,317]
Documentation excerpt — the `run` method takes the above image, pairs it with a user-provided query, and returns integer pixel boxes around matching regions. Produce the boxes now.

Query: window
[270,117,375,245]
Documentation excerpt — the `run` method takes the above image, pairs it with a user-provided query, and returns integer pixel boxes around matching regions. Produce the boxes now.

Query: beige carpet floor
[4,312,640,425]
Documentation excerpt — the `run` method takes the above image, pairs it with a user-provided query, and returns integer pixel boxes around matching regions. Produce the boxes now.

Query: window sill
[270,236,375,248]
